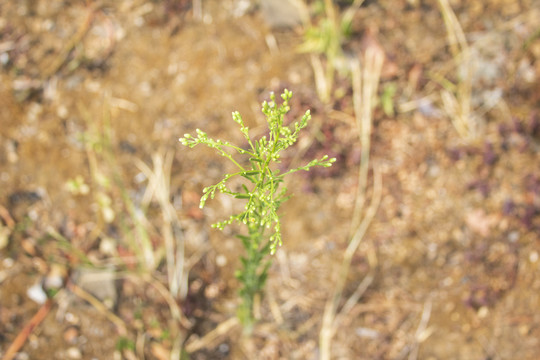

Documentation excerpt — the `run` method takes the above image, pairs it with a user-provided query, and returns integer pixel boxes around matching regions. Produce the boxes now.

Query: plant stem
[237,206,271,330]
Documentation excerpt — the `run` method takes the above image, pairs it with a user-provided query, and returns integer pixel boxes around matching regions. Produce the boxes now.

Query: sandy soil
[1,0,540,359]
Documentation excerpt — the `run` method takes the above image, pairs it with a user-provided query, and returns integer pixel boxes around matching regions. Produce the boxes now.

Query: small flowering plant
[180,89,335,329]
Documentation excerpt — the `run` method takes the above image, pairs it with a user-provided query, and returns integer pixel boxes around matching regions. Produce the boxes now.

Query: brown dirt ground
[1,0,540,359]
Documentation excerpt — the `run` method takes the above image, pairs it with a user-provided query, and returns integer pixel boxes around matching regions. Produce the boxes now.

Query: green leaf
[241,174,256,183]
[234,194,251,199]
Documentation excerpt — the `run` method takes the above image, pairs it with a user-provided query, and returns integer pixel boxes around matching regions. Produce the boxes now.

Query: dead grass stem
[134,151,188,299]
[68,282,128,336]
[319,45,384,359]
[437,0,477,140]
[184,317,240,353]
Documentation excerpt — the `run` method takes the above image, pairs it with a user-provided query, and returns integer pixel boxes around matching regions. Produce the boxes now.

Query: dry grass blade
[437,0,467,58]
[126,271,193,330]
[310,53,331,104]
[266,287,284,325]
[0,205,15,229]
[41,3,102,80]
[319,45,384,360]
[437,0,476,140]
[350,47,384,231]
[184,317,240,353]
[336,167,381,320]
[341,0,365,28]
[394,299,434,360]
[68,282,128,336]
[0,205,15,250]
[78,99,157,270]
[319,166,381,359]
[134,151,188,299]
[127,273,191,359]
[407,299,434,360]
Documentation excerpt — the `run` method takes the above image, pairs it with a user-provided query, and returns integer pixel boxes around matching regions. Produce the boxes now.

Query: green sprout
[180,89,335,329]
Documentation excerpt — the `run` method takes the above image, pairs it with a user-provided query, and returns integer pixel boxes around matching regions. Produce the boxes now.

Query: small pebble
[14,352,29,360]
[218,343,230,354]
[204,283,220,299]
[64,312,79,324]
[2,257,14,267]
[477,306,489,318]
[64,326,80,344]
[27,282,47,304]
[508,231,519,243]
[519,324,530,335]
[44,264,66,289]
[216,254,227,267]
[66,346,82,359]
[355,327,379,339]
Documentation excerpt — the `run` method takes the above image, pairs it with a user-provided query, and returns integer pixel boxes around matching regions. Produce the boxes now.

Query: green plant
[380,83,397,117]
[116,337,135,352]
[298,0,365,103]
[180,90,335,330]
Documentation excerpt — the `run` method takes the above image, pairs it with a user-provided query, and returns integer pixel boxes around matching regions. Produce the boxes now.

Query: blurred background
[0,0,539,359]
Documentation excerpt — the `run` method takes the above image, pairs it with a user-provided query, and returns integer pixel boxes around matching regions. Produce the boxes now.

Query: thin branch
[2,299,53,360]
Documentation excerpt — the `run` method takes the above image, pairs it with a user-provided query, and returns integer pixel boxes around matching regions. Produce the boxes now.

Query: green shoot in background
[180,89,335,330]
